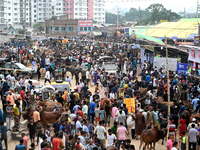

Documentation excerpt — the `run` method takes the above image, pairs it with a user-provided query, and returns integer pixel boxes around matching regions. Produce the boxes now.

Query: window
[34,15,36,17]
[14,3,17,5]
[14,13,17,15]
[8,19,11,21]
[8,7,11,10]
[39,13,41,15]
[34,19,36,22]
[39,18,41,20]
[14,8,17,10]
[61,27,66,32]
[75,13,77,15]
[8,13,11,16]
[34,10,36,13]
[54,27,59,31]
[68,27,74,32]
[88,27,91,31]
[15,18,17,21]
[80,27,83,31]
[84,27,87,31]
[34,5,36,8]
[49,27,53,31]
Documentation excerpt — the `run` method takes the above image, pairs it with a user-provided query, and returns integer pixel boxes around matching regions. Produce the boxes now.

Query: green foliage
[105,12,125,24]
[93,20,98,23]
[105,4,181,25]
[18,28,24,34]
[33,23,44,29]
[146,4,181,24]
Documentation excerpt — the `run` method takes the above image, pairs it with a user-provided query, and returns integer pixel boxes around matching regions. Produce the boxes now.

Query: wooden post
[165,36,171,148]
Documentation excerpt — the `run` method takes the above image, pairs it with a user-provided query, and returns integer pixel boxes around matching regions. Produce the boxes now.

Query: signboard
[153,57,177,72]
[160,20,168,22]
[78,20,93,27]
[177,63,188,75]
[79,31,88,35]
[124,98,136,114]
[194,36,199,44]
[124,28,129,34]
[188,49,200,63]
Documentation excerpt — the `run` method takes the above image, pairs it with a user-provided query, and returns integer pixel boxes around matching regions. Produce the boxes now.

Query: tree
[93,20,98,23]
[33,23,44,30]
[105,12,124,24]
[146,4,181,24]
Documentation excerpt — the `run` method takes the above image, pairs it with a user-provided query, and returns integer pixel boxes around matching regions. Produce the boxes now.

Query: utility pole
[117,8,119,30]
[24,0,26,38]
[184,7,186,18]
[165,36,170,148]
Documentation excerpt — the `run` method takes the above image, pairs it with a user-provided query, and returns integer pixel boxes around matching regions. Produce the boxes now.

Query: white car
[25,79,42,93]
[100,63,118,75]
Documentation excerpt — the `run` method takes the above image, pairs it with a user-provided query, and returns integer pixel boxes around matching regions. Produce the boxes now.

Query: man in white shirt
[76,116,83,135]
[95,121,107,148]
[145,95,151,105]
[107,129,117,146]
[44,69,51,84]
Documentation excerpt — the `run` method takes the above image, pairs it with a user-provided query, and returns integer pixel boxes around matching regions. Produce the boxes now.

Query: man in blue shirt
[145,74,151,86]
[65,76,71,86]
[192,95,199,114]
[179,102,185,117]
[15,139,26,150]
[90,99,96,124]
[53,117,61,133]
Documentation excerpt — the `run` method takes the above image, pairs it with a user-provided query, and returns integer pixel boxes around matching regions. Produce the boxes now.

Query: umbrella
[172,36,178,41]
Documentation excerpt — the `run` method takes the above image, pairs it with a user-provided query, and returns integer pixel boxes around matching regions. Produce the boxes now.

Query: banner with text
[124,98,136,114]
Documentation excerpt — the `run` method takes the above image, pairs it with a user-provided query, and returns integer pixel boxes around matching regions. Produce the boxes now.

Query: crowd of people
[0,37,199,150]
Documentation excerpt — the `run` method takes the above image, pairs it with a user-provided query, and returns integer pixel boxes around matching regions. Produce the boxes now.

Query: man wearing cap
[53,104,60,111]
[135,109,145,140]
[187,118,198,131]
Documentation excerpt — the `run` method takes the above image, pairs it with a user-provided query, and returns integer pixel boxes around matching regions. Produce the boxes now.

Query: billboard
[153,57,177,72]
[78,20,93,27]
[177,63,188,75]
[188,49,200,63]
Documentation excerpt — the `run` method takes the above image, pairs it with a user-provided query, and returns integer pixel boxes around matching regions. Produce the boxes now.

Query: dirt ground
[4,72,168,150]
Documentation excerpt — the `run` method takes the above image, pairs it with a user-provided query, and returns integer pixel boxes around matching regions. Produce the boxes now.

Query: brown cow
[139,126,167,150]
[23,108,63,131]
[38,100,62,107]
[140,88,148,96]
[42,105,64,112]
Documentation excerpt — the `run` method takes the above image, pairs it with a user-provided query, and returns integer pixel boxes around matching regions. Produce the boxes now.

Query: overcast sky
[105,0,197,13]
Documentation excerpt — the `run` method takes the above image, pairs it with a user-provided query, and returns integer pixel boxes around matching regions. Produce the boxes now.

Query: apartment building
[2,0,52,28]
[64,0,105,24]
[0,0,5,29]
[52,0,65,16]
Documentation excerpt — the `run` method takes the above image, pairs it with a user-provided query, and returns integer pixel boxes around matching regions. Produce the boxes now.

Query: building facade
[45,15,78,37]
[2,0,52,28]
[52,0,65,16]
[78,19,93,35]
[65,0,105,24]
[0,0,5,29]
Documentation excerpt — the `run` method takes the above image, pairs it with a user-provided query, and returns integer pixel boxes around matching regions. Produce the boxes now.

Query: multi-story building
[52,0,65,16]
[2,0,52,28]
[65,0,105,24]
[0,0,5,29]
